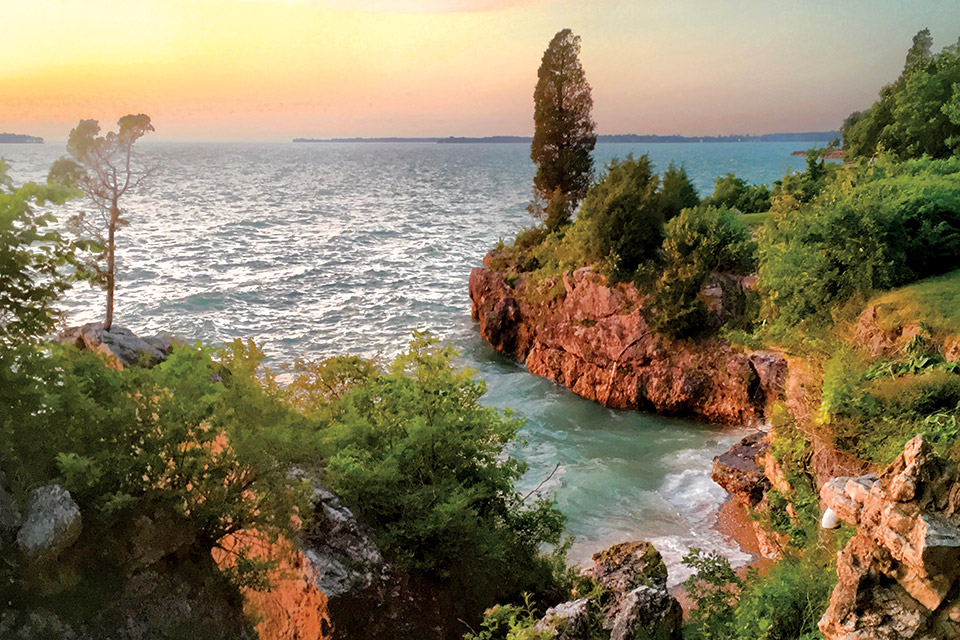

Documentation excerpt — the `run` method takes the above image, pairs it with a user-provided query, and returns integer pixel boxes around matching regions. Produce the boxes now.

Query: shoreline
[671,496,773,616]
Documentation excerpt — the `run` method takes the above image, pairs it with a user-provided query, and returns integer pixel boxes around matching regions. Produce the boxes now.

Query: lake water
[2,140,821,584]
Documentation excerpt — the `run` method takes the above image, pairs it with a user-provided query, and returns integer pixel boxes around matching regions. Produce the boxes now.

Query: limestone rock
[16,484,81,561]
[582,541,669,593]
[853,305,927,358]
[582,541,682,640]
[818,436,960,639]
[711,431,771,507]
[301,485,385,597]
[609,585,682,640]
[58,322,175,368]
[532,598,590,639]
[711,431,788,558]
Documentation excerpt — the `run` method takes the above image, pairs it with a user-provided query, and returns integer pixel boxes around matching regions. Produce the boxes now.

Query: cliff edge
[469,265,785,425]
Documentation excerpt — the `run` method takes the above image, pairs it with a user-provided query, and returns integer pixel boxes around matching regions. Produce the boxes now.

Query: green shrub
[659,162,700,220]
[682,548,835,640]
[758,156,960,333]
[576,154,664,279]
[295,332,567,609]
[704,173,771,213]
[647,205,756,339]
[0,341,309,619]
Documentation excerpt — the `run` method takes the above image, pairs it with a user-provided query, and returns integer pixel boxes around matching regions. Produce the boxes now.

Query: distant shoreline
[293,131,840,144]
[0,133,44,144]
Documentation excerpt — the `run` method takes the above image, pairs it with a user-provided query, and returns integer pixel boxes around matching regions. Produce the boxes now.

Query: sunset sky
[3,0,960,141]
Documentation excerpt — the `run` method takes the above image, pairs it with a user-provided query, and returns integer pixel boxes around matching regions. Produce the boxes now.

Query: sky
[3,0,960,141]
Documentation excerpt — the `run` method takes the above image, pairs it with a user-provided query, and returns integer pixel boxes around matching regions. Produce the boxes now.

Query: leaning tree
[49,114,154,331]
[530,28,597,223]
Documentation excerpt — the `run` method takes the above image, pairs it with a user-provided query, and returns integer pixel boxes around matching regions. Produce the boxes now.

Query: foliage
[659,163,700,220]
[0,161,81,347]
[294,332,566,607]
[0,341,309,618]
[704,173,771,213]
[682,549,743,640]
[530,29,597,214]
[758,156,960,334]
[682,548,835,640]
[543,189,573,233]
[48,114,155,330]
[842,29,960,160]
[576,154,664,279]
[647,205,756,339]
[774,148,839,204]
[463,596,552,640]
[733,554,834,640]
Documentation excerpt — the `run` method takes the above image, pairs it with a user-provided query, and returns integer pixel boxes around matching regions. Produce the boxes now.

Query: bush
[647,205,756,339]
[576,154,664,279]
[295,332,567,609]
[0,341,309,620]
[659,162,700,220]
[682,547,836,640]
[0,161,81,347]
[758,156,960,333]
[705,173,771,213]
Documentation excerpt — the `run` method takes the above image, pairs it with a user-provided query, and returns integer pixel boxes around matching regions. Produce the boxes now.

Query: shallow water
[3,140,819,583]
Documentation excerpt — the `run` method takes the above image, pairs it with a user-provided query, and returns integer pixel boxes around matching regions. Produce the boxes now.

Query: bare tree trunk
[105,203,118,331]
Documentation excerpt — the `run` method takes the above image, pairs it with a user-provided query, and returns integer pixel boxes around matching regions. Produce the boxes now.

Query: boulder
[609,585,682,640]
[58,322,176,368]
[301,484,385,597]
[711,431,771,508]
[818,436,960,639]
[16,484,81,561]
[532,598,590,639]
[582,541,682,640]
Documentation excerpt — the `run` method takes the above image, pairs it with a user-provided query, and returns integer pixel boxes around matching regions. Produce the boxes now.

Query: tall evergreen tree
[530,29,597,218]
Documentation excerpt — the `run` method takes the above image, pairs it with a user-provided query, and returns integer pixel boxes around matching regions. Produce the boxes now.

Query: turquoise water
[2,140,820,583]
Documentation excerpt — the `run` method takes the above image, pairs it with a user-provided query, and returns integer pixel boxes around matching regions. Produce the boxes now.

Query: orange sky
[3,0,960,141]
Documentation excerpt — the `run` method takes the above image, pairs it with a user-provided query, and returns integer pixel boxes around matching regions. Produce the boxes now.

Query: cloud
[269,0,544,13]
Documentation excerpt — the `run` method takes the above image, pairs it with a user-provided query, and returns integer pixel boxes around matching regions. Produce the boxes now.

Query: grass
[737,212,770,228]
[867,269,960,338]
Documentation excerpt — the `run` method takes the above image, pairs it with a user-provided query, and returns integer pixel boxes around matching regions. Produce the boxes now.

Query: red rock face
[469,266,784,425]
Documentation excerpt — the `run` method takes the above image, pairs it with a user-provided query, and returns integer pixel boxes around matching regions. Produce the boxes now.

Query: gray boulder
[609,585,683,640]
[533,598,590,639]
[58,323,175,368]
[16,484,81,560]
[301,484,385,596]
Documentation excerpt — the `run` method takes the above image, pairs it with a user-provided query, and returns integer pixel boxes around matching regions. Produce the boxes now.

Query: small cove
[3,139,821,583]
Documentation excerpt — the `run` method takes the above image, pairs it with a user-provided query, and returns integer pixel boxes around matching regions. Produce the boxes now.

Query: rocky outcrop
[469,266,785,424]
[533,598,591,639]
[818,436,960,639]
[294,476,462,640]
[16,484,81,561]
[58,322,176,368]
[710,432,787,558]
[533,541,682,640]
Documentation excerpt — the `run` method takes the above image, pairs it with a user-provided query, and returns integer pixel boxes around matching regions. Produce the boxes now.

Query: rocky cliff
[469,265,786,425]
[819,436,960,639]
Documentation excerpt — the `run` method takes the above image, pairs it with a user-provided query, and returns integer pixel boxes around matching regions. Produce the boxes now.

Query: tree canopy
[530,29,597,216]
[842,29,960,160]
[49,114,155,330]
